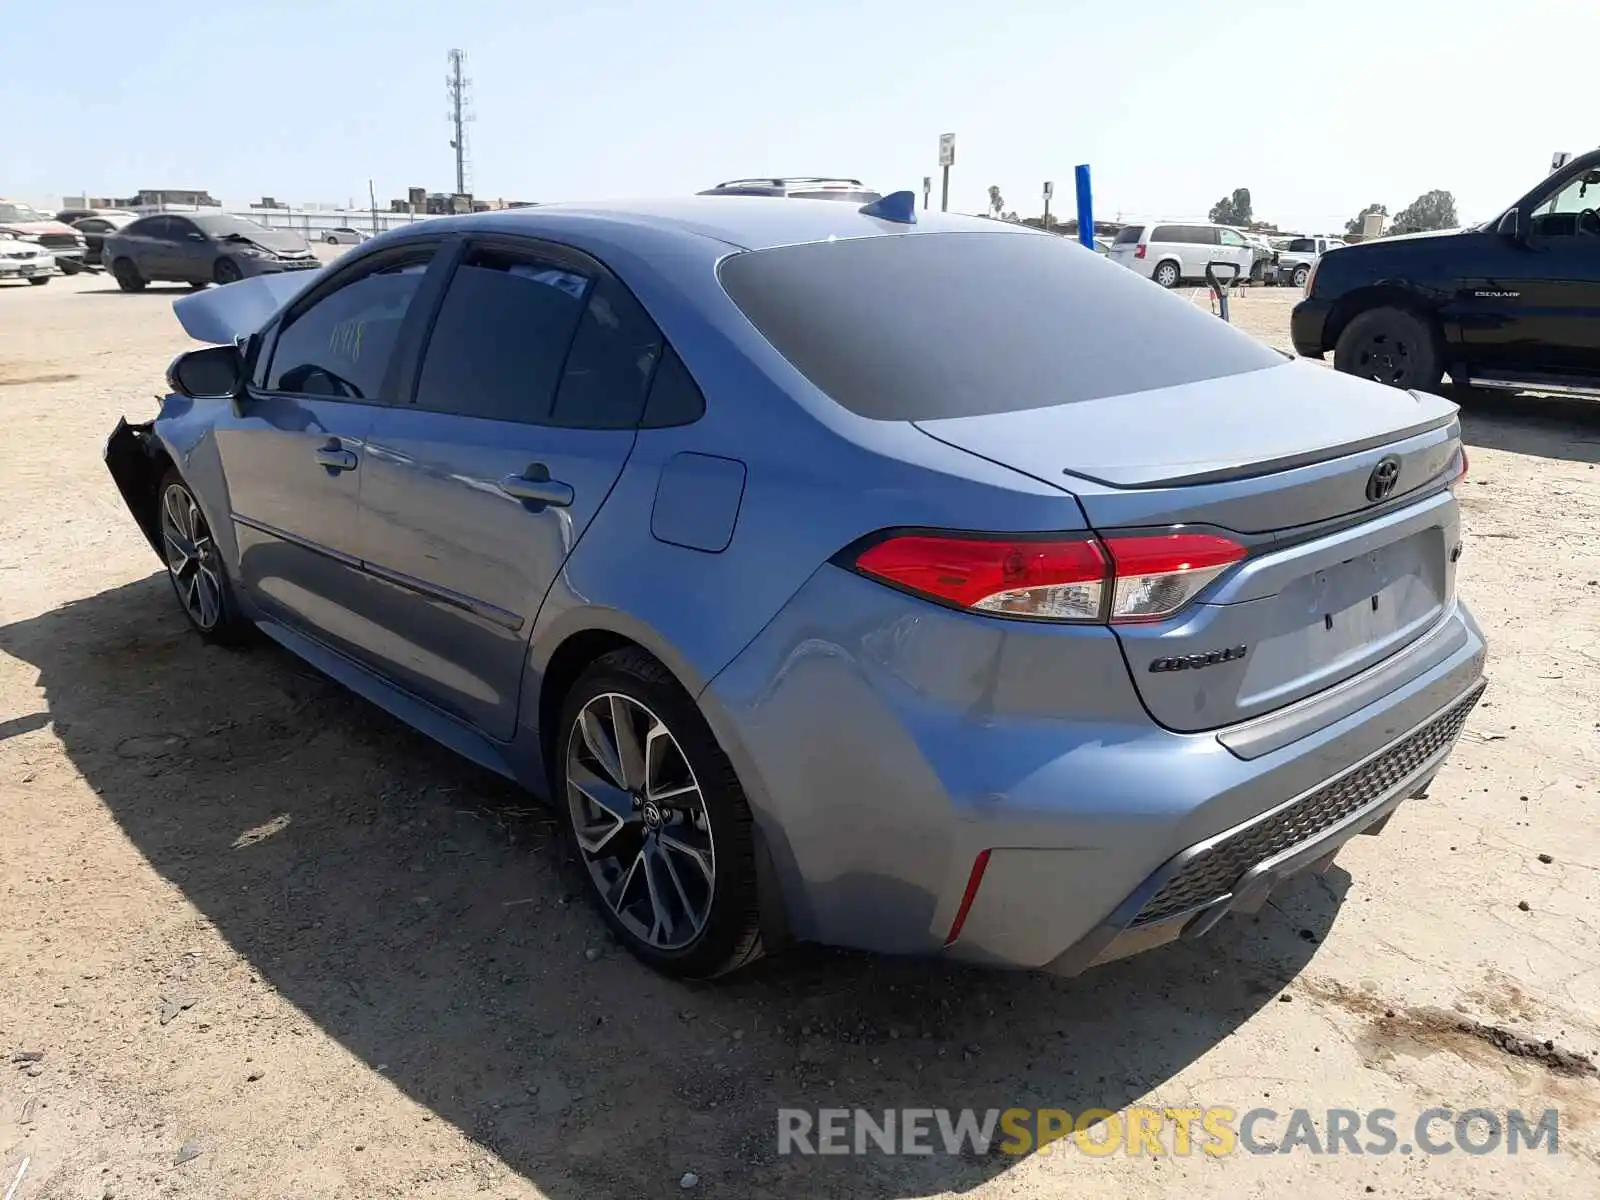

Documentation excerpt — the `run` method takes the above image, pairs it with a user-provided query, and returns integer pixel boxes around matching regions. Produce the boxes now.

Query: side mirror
[1496,207,1525,241]
[187,231,206,242]
[167,344,243,399]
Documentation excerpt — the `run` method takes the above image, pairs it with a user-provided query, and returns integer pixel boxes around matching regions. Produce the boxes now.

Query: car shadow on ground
[0,575,1341,1198]
[1448,385,1600,467]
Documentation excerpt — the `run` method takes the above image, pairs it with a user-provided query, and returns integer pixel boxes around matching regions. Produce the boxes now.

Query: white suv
[1107,221,1257,288]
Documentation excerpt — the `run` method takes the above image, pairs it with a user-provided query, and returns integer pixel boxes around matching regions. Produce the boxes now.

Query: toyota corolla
[103,193,1486,979]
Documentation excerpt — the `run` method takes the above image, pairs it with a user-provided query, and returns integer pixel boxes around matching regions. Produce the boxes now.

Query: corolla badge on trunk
[1149,645,1248,673]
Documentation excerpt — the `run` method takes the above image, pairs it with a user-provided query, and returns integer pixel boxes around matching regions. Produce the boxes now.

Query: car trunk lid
[915,362,1464,732]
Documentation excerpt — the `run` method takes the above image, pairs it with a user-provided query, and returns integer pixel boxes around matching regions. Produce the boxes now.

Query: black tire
[556,647,764,979]
[27,276,49,286]
[1333,306,1443,391]
[188,281,209,290]
[156,469,249,644]
[112,258,145,292]
[325,233,339,244]
[58,259,81,276]
[1153,260,1181,288]
[1292,264,1310,289]
[214,258,243,285]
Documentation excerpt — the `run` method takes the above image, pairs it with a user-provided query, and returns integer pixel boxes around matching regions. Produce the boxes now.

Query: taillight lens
[853,534,1108,621]
[1102,533,1247,623]
[1134,243,1147,259]
[850,531,1245,624]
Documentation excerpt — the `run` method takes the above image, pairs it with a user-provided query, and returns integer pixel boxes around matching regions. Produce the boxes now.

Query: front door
[1458,167,1600,377]
[354,239,664,738]
[212,242,442,657]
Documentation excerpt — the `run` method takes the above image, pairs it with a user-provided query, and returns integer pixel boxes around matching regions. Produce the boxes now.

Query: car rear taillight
[1134,243,1147,259]
[1101,533,1246,623]
[849,531,1246,624]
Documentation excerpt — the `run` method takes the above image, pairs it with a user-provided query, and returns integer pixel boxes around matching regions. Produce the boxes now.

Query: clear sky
[7,0,1597,232]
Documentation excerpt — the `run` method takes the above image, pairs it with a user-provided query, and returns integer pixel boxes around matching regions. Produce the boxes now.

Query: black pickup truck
[1293,149,1600,398]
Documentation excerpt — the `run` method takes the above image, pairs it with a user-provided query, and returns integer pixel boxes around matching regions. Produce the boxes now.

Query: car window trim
[254,237,453,405]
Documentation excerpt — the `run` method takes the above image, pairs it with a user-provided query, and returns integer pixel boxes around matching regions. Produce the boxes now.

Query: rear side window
[1287,238,1316,252]
[718,231,1284,421]
[1150,225,1180,242]
[640,346,707,427]
[547,275,664,429]
[1112,226,1144,244]
[413,246,591,423]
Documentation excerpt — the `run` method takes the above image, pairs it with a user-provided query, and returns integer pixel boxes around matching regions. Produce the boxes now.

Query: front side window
[1217,229,1247,247]
[265,251,435,399]
[1531,170,1600,237]
[412,246,592,422]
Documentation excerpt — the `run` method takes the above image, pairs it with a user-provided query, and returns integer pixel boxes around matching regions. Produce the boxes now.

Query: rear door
[354,238,662,737]
[137,216,184,277]
[164,216,212,283]
[212,242,442,656]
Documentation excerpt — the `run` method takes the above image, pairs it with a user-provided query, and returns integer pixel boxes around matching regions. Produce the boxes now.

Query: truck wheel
[27,277,50,286]
[1153,261,1180,288]
[1334,307,1443,391]
[1292,264,1310,288]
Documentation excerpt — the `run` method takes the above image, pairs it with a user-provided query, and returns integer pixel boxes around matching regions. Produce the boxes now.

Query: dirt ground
[2,268,1598,1200]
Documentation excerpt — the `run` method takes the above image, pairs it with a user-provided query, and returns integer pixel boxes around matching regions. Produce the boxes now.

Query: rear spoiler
[170,271,319,345]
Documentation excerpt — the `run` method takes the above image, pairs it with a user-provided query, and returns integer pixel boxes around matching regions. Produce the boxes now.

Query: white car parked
[1107,221,1257,288]
[0,231,55,285]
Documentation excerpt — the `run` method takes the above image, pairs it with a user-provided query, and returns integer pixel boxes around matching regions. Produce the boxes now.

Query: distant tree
[987,185,1005,219]
[1390,190,1458,234]
[1208,187,1253,226]
[1345,202,1388,237]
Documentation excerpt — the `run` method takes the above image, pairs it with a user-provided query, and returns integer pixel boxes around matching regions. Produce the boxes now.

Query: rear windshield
[1113,226,1144,244]
[1287,238,1317,251]
[717,231,1284,421]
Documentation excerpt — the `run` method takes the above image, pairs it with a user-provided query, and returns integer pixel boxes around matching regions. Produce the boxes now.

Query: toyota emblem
[1365,455,1402,503]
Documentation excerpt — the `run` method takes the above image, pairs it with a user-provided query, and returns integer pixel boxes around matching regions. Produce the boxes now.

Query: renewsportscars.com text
[776,1106,1560,1157]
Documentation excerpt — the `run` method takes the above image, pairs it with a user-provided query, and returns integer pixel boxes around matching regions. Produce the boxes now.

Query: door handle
[499,464,574,507]
[314,443,358,472]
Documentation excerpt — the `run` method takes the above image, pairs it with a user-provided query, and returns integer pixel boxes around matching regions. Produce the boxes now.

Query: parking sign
[938,133,956,167]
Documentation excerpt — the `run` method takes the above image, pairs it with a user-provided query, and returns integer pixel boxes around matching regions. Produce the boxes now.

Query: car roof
[394,195,1035,254]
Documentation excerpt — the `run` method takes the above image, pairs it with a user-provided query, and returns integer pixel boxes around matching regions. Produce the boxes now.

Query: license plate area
[1234,530,1445,710]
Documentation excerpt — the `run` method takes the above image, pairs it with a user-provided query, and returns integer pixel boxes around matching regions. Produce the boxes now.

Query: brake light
[850,531,1246,624]
[1134,243,1147,259]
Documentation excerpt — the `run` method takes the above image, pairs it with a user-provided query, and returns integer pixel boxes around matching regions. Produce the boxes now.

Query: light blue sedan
[104,192,1485,978]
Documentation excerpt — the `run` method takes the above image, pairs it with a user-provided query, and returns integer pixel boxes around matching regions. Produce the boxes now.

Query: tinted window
[121,218,158,237]
[266,252,433,399]
[548,275,664,429]
[718,232,1284,420]
[641,346,707,428]
[77,219,110,233]
[139,217,180,240]
[1188,226,1219,244]
[1287,238,1317,252]
[1112,226,1144,244]
[1150,225,1181,242]
[412,246,590,423]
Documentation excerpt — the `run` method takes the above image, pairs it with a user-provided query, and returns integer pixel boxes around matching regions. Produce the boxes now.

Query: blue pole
[1075,164,1093,249]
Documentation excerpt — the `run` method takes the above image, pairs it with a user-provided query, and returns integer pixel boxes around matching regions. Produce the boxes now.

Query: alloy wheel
[565,692,716,951]
[159,482,224,630]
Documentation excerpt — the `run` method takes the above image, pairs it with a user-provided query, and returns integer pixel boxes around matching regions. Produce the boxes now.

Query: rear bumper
[1043,676,1483,975]
[703,563,1487,971]
[1291,297,1333,357]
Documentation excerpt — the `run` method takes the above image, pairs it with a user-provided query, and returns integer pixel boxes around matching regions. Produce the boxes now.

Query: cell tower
[446,48,475,196]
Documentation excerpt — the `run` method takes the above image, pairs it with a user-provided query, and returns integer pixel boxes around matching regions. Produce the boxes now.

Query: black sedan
[102,212,319,291]
[71,213,136,267]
